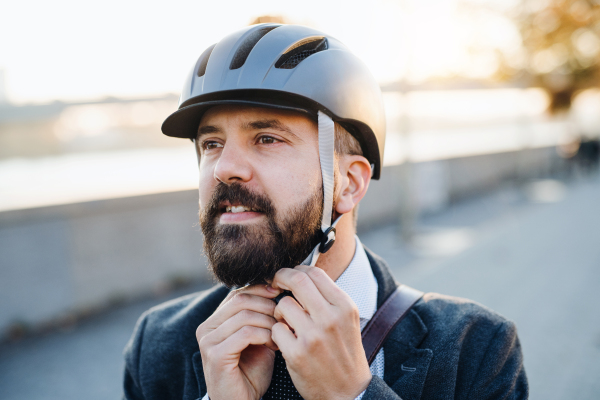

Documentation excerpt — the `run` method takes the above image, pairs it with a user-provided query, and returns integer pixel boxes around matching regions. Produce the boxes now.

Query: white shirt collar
[334,235,379,321]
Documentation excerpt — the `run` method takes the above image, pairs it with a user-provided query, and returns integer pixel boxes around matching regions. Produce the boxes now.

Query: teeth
[224,205,260,213]
[227,205,250,213]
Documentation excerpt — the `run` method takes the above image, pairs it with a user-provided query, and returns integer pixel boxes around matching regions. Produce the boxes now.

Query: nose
[213,141,253,184]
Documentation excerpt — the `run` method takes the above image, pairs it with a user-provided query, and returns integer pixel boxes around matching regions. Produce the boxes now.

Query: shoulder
[364,246,519,351]
[412,293,527,398]
[144,284,229,334]
[412,292,519,359]
[414,292,513,337]
[124,284,229,371]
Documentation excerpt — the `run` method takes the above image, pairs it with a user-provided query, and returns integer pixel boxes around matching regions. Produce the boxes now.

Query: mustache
[202,182,276,221]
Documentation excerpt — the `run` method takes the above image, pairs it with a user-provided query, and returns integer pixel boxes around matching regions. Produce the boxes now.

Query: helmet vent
[230,25,280,70]
[275,37,328,69]
[196,44,217,77]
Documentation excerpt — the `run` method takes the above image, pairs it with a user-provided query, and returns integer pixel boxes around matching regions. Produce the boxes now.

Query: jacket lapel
[365,247,433,400]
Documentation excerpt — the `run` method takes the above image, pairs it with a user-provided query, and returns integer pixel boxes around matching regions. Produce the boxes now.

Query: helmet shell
[162,24,386,179]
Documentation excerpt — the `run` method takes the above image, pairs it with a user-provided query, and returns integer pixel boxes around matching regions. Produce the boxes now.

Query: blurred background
[1,0,599,399]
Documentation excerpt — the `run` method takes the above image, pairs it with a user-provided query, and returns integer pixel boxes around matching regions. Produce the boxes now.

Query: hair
[333,122,363,227]
[334,122,363,157]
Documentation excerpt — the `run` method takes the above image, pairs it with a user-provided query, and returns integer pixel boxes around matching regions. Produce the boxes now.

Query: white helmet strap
[301,111,341,267]
[318,111,335,232]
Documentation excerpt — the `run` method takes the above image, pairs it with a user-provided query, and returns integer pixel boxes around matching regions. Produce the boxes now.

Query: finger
[214,326,278,356]
[205,310,277,346]
[274,296,313,333]
[240,283,282,298]
[294,265,350,307]
[218,284,281,310]
[271,321,298,354]
[270,268,329,316]
[206,292,277,329]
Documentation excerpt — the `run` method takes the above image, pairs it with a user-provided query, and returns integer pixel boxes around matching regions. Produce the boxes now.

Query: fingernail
[266,285,279,294]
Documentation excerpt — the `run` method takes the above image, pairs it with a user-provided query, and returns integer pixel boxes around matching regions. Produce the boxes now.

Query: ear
[334,155,372,215]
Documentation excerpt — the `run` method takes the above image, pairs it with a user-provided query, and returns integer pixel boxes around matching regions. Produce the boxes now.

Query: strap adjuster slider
[319,226,336,253]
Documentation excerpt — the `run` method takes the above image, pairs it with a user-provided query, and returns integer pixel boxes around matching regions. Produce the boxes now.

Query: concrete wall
[357,146,564,230]
[0,190,209,337]
[0,146,565,339]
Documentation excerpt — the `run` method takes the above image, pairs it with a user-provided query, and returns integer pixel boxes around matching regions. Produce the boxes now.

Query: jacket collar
[365,246,433,400]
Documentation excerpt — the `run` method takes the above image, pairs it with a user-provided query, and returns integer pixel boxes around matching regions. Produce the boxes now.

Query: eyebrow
[243,119,289,133]
[245,119,304,142]
[197,125,223,138]
[197,118,303,141]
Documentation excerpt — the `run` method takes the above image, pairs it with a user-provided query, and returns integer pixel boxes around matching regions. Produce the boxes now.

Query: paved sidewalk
[1,177,599,400]
[361,177,600,399]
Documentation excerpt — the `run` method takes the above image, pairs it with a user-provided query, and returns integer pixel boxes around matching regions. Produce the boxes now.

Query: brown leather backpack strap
[361,285,424,365]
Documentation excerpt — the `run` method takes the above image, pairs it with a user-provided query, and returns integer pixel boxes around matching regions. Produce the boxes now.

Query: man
[123,24,528,399]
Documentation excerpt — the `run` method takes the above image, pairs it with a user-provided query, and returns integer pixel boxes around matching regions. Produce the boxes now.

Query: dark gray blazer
[123,248,528,399]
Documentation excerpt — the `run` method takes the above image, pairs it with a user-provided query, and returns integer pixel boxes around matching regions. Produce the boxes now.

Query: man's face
[197,105,324,287]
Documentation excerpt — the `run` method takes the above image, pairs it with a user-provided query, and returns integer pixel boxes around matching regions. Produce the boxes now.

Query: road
[1,175,599,399]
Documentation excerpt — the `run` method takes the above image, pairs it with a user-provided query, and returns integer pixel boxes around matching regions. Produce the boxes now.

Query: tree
[513,0,600,112]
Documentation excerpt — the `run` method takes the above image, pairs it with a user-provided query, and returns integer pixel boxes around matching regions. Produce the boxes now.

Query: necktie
[262,318,370,400]
[262,351,303,400]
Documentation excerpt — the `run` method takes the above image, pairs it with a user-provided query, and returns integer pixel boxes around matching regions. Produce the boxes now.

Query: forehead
[198,104,317,134]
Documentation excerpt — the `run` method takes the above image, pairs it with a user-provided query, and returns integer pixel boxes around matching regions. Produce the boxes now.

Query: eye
[258,136,279,145]
[202,140,223,151]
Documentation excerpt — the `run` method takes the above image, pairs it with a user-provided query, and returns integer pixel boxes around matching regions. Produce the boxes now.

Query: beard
[200,182,323,288]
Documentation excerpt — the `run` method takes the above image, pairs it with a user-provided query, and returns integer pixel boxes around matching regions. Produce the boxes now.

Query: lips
[203,183,274,225]
[219,202,264,223]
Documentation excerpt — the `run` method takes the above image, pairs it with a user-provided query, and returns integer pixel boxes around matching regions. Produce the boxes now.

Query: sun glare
[1,0,521,104]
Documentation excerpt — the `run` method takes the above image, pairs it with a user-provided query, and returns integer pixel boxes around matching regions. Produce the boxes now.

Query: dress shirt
[202,236,383,400]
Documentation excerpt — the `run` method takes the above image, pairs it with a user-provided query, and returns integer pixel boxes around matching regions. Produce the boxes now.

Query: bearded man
[123,24,528,400]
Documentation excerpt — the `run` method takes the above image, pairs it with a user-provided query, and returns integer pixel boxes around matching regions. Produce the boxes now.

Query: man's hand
[196,284,282,400]
[270,265,372,400]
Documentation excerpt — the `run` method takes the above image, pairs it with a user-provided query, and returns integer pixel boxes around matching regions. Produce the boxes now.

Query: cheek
[258,154,322,211]
[198,159,216,209]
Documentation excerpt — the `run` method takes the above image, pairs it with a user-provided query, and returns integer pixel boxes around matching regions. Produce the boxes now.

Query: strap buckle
[319,226,336,253]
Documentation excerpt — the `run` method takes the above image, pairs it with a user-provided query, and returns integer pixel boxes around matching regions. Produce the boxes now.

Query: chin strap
[301,111,339,267]
[318,110,335,234]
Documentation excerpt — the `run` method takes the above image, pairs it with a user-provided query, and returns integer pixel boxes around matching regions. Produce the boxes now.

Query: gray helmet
[161,23,386,179]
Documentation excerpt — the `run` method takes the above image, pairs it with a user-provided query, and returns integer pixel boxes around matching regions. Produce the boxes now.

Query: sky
[0,0,520,104]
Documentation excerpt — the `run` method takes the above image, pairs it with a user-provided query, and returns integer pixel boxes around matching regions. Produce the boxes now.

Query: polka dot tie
[262,351,303,400]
